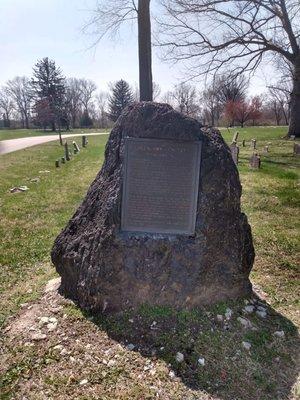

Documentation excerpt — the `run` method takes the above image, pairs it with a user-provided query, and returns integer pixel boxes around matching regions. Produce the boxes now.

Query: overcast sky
[0,0,275,97]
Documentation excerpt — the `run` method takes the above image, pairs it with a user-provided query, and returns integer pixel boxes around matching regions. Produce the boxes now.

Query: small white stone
[274,330,285,338]
[244,305,255,314]
[198,357,205,366]
[79,379,88,385]
[225,308,233,320]
[126,343,135,351]
[216,314,223,322]
[169,370,176,379]
[242,341,251,351]
[175,352,184,363]
[53,344,63,351]
[150,321,157,329]
[256,310,267,318]
[69,356,76,362]
[60,348,68,356]
[257,305,267,312]
[47,322,58,332]
[107,359,116,367]
[238,317,252,328]
[31,332,47,341]
[39,317,50,327]
[49,317,57,323]
[129,319,134,323]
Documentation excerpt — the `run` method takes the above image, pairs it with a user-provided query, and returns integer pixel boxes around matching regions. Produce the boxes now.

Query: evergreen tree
[80,110,93,128]
[108,80,134,122]
[31,57,66,132]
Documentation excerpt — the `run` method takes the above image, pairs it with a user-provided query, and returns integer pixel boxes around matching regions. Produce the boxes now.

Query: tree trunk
[138,0,153,101]
[288,59,300,137]
[25,114,29,129]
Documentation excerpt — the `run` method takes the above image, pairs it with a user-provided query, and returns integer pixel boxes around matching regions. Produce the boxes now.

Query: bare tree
[65,78,83,128]
[201,87,222,126]
[83,0,153,101]
[160,90,175,106]
[95,91,109,128]
[0,89,14,127]
[268,86,290,125]
[160,0,300,136]
[78,79,97,114]
[172,82,199,116]
[153,82,161,101]
[215,74,248,105]
[267,98,283,125]
[6,77,33,129]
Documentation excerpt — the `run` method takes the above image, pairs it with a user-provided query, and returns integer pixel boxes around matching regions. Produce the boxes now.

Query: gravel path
[0,132,108,155]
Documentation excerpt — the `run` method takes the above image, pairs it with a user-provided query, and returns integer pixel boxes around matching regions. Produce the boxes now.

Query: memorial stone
[73,141,80,154]
[82,135,87,148]
[293,143,300,156]
[250,153,261,168]
[232,131,239,143]
[64,142,70,161]
[251,139,257,149]
[229,142,239,165]
[52,103,254,312]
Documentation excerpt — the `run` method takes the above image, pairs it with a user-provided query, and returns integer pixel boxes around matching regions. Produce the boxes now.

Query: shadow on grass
[82,296,299,400]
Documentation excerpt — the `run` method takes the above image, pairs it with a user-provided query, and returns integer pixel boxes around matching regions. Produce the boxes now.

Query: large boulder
[51,102,254,312]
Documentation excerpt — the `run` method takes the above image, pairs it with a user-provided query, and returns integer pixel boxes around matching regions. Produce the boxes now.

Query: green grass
[0,128,108,141]
[0,135,108,325]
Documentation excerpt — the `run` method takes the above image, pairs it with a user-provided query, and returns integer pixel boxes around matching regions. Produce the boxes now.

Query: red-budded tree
[225,97,262,127]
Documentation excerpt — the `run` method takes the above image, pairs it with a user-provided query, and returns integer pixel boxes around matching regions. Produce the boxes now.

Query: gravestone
[232,131,239,144]
[293,143,300,156]
[51,102,254,312]
[229,142,239,165]
[73,141,80,154]
[263,145,269,154]
[64,142,70,161]
[55,159,60,168]
[242,139,245,147]
[82,135,87,148]
[251,139,256,149]
[250,153,261,168]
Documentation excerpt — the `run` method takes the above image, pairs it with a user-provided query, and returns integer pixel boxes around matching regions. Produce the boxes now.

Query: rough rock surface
[51,102,254,312]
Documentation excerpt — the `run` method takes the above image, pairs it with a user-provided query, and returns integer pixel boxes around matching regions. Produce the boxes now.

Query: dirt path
[1,278,299,399]
[0,132,108,155]
[1,278,212,400]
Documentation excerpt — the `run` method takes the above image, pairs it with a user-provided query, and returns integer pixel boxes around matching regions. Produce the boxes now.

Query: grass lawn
[0,126,299,399]
[0,128,108,141]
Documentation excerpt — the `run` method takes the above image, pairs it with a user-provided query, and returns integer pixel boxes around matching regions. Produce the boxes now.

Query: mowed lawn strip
[0,128,108,141]
[0,135,108,325]
[0,126,299,326]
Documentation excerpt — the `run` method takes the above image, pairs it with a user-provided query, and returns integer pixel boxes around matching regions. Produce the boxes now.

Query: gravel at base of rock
[242,341,251,351]
[175,352,184,363]
[51,102,255,312]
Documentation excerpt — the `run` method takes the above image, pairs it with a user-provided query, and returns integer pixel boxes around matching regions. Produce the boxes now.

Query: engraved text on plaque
[121,137,202,235]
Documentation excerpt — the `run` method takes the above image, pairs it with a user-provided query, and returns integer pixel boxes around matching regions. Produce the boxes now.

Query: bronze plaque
[121,137,202,235]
